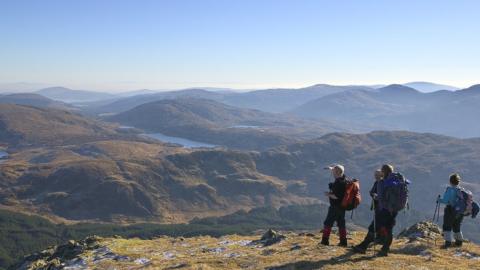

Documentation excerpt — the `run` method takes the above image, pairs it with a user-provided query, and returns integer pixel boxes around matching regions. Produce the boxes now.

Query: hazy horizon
[1,0,479,91]
[0,81,470,94]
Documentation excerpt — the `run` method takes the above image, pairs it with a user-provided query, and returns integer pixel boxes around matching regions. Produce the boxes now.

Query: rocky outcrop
[398,221,442,241]
[17,236,102,270]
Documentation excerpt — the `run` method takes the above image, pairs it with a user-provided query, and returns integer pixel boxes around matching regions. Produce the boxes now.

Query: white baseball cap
[327,164,345,174]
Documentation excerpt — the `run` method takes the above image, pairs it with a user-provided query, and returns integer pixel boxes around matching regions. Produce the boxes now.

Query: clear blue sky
[1,0,479,91]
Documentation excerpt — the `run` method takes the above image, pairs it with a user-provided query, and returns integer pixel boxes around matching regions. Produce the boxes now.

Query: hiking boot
[338,238,348,247]
[352,234,373,254]
[455,240,463,247]
[376,249,389,257]
[320,237,329,246]
[441,241,452,249]
[352,244,367,254]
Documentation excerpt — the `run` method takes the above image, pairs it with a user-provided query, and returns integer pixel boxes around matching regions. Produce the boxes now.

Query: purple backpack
[380,173,410,212]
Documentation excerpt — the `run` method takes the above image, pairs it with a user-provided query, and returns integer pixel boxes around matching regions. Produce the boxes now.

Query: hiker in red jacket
[321,164,348,246]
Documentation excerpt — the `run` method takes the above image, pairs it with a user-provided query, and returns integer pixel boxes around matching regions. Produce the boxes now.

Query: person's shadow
[267,250,376,270]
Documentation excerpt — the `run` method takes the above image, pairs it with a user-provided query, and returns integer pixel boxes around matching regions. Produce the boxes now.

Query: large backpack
[453,187,474,217]
[472,201,479,219]
[341,178,361,211]
[381,173,409,212]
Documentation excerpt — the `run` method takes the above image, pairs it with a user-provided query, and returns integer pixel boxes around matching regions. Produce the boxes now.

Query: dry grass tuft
[67,231,480,270]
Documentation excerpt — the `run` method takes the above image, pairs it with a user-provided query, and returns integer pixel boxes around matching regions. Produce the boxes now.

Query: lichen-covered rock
[398,221,442,241]
[252,229,286,247]
[17,236,104,270]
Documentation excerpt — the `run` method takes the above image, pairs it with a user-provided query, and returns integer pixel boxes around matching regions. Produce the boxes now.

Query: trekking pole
[434,199,441,247]
[372,200,376,256]
[434,205,439,247]
[436,202,441,223]
[433,201,439,222]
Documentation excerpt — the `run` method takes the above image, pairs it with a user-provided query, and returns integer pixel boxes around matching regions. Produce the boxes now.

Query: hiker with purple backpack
[437,174,465,248]
[375,164,410,257]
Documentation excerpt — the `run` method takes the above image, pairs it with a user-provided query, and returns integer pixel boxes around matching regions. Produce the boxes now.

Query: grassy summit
[17,223,480,270]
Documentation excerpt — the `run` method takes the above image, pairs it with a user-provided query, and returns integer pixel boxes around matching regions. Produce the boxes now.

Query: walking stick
[372,201,377,256]
[433,201,439,222]
[437,202,441,223]
[437,202,440,222]
[430,200,438,246]
[433,196,441,247]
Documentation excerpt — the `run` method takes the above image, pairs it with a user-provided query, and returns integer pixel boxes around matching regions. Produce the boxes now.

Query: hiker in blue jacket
[437,173,464,248]
[352,169,383,254]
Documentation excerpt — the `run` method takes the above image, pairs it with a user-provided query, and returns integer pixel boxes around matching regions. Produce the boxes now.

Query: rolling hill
[36,87,116,103]
[91,89,226,115]
[292,84,480,137]
[106,98,343,150]
[254,131,480,214]
[0,140,310,223]
[0,104,120,147]
[220,84,373,113]
[403,81,459,92]
[2,129,480,232]
[0,93,70,110]
[88,85,372,115]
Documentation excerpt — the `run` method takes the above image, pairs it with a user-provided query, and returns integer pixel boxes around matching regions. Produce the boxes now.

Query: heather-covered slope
[0,140,310,223]
[0,104,120,147]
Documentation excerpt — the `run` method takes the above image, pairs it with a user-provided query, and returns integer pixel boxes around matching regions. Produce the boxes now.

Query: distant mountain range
[107,98,343,150]
[291,84,480,138]
[36,87,118,103]
[83,84,374,115]
[92,88,226,115]
[1,82,480,138]
[403,81,459,92]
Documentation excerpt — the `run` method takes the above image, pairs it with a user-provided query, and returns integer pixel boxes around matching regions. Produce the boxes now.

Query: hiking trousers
[322,205,347,241]
[376,209,398,251]
[323,206,346,229]
[357,209,381,248]
[443,205,464,233]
